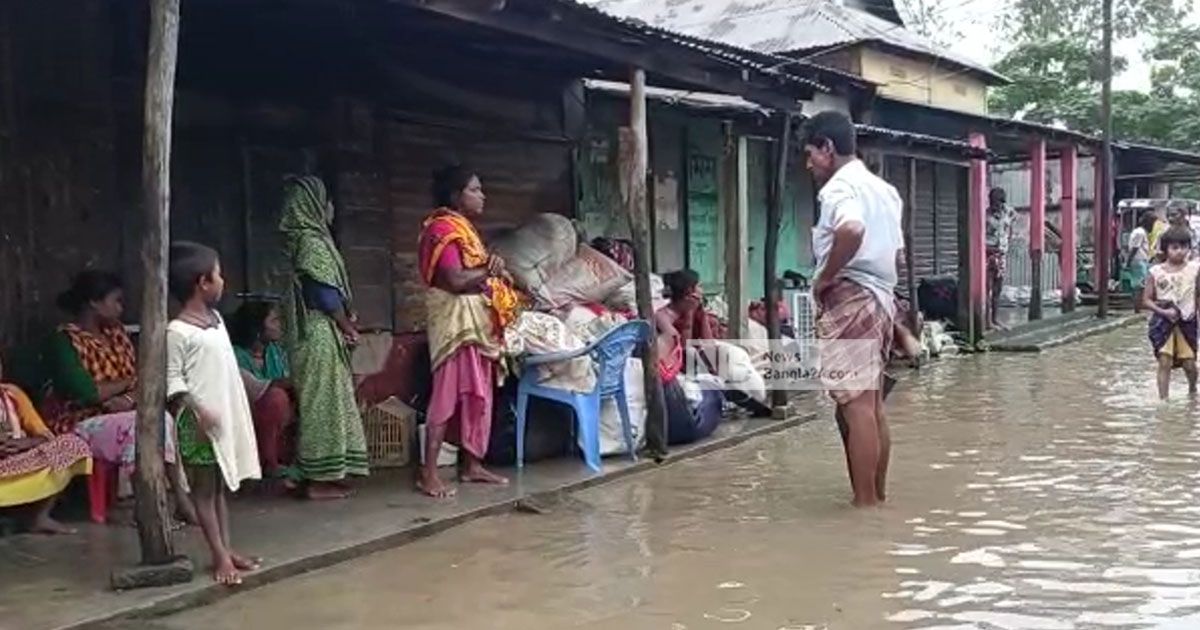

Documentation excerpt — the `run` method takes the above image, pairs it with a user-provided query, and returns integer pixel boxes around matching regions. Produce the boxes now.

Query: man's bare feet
[213,556,242,586]
[417,470,456,498]
[230,551,262,572]
[460,463,508,485]
[30,516,76,535]
[305,482,351,501]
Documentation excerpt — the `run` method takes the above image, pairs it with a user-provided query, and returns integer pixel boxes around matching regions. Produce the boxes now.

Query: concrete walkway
[0,411,814,630]
[987,308,1143,352]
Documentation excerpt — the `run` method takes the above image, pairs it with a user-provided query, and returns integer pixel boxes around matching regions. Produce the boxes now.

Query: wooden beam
[621,68,668,457]
[398,0,812,110]
[1029,138,1047,321]
[134,0,180,566]
[764,113,792,412]
[723,122,748,340]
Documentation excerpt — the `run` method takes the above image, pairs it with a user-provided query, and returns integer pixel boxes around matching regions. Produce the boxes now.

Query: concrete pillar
[968,133,988,344]
[1060,145,1079,312]
[723,124,749,340]
[1029,139,1047,320]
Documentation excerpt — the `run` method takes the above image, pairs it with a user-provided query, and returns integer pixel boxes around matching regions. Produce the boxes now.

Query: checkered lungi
[816,279,894,405]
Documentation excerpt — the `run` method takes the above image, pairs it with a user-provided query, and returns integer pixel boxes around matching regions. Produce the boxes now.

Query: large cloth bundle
[537,243,632,309]
[490,213,579,302]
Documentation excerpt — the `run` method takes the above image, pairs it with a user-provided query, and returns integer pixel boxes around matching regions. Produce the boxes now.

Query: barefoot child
[166,242,262,585]
[1144,226,1200,400]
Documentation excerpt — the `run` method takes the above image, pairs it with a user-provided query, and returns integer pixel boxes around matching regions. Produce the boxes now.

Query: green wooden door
[687,125,723,293]
[747,140,805,299]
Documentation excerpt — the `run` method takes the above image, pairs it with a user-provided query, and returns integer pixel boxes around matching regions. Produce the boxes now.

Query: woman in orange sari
[416,165,522,498]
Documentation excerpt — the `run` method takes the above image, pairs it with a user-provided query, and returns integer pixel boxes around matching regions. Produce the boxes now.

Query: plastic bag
[537,243,633,309]
[490,213,579,299]
[598,358,647,456]
[605,273,665,312]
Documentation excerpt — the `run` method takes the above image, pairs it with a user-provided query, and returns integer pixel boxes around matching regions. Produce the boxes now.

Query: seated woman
[1,356,92,535]
[655,269,771,417]
[41,271,184,519]
[229,299,297,483]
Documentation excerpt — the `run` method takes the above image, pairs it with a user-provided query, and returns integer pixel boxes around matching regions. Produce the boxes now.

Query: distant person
[167,241,262,585]
[229,300,297,486]
[1129,212,1156,312]
[1149,210,1168,263]
[1144,227,1200,400]
[803,110,903,508]
[985,187,1015,330]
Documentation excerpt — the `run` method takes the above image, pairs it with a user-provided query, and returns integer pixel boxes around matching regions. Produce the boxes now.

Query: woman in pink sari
[416,165,523,498]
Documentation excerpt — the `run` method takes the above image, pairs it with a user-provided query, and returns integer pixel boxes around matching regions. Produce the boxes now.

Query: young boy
[166,241,262,585]
[1144,226,1200,400]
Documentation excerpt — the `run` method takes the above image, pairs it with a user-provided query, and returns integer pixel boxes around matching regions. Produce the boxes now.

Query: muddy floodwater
[162,325,1200,630]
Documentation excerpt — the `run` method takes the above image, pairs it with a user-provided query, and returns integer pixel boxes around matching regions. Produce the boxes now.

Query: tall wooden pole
[134,0,180,564]
[905,157,920,332]
[1098,0,1114,318]
[764,113,792,412]
[623,68,668,457]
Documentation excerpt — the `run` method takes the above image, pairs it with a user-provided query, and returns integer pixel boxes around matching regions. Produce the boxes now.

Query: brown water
[162,325,1200,630]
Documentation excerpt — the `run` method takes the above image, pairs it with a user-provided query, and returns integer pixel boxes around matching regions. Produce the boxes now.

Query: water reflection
[165,325,1200,630]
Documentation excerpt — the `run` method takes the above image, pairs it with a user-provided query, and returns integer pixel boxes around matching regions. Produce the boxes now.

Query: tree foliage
[896,0,963,50]
[987,0,1200,150]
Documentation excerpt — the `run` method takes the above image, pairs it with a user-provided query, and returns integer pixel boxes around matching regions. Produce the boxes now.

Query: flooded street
[161,324,1200,630]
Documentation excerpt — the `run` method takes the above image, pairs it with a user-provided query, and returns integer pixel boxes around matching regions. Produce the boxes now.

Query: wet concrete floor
[159,325,1200,630]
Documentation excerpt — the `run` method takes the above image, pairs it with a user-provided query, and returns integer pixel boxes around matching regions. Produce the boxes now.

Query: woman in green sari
[279,175,369,500]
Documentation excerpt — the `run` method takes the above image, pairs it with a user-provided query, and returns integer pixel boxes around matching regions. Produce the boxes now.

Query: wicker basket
[361,396,416,469]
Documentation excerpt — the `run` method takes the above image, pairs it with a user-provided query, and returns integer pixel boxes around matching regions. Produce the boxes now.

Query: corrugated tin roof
[586,0,1007,84]
[583,80,987,158]
[544,0,834,95]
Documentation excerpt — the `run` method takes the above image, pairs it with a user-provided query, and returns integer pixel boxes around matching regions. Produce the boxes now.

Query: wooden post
[905,157,920,332]
[134,0,180,566]
[1029,139,1047,321]
[1060,145,1078,312]
[1099,0,1114,318]
[764,113,792,412]
[967,133,988,346]
[622,68,668,457]
[722,122,748,340]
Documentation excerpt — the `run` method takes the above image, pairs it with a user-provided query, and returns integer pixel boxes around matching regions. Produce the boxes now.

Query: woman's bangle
[123,393,135,406]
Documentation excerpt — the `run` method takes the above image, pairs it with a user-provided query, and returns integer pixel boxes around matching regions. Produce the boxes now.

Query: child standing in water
[1144,226,1200,400]
[167,242,262,585]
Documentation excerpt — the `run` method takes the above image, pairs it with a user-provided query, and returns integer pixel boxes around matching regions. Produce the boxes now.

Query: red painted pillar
[1060,145,1079,312]
[968,133,988,344]
[1029,138,1047,320]
[1094,156,1104,292]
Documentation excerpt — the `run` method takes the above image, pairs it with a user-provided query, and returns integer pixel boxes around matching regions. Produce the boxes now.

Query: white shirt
[1129,227,1150,263]
[167,314,261,491]
[1149,259,1200,321]
[813,159,904,313]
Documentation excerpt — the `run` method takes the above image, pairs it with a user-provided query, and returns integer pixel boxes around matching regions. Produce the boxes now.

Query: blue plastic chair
[516,320,653,472]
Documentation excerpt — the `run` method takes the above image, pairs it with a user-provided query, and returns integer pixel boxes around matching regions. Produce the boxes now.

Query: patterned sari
[42,324,175,472]
[280,175,369,482]
[0,384,92,508]
[418,208,523,459]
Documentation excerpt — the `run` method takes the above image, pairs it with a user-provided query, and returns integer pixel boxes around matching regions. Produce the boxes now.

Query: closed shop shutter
[386,120,573,332]
[934,163,962,276]
[911,161,937,280]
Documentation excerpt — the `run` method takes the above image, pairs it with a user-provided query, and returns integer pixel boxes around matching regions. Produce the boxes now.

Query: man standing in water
[804,111,903,507]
